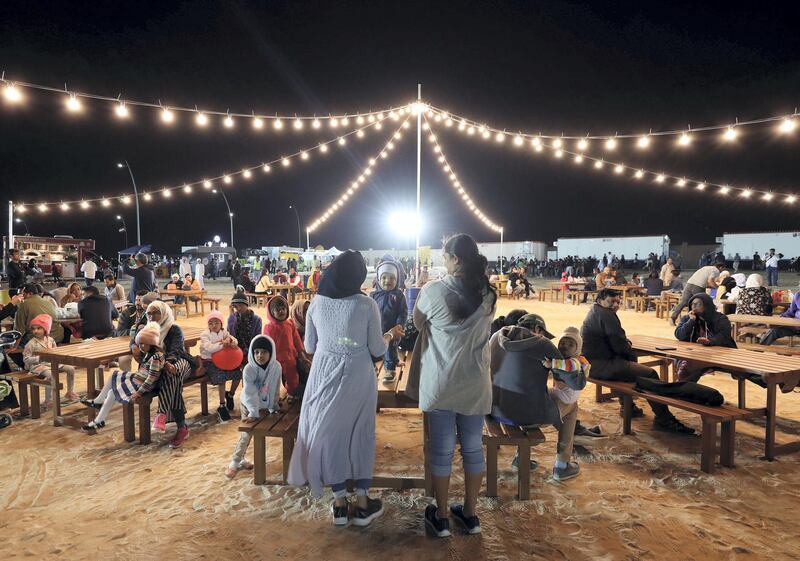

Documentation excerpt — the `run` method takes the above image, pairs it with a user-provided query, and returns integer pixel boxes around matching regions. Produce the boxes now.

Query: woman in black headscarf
[288,250,403,527]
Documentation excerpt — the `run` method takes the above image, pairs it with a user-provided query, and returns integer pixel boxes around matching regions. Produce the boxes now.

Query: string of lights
[306,116,411,234]
[0,76,409,129]
[423,115,503,232]
[433,120,797,204]
[14,112,399,212]
[426,104,800,149]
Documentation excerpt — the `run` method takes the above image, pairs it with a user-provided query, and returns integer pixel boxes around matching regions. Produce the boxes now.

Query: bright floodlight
[387,210,421,236]
[213,235,221,243]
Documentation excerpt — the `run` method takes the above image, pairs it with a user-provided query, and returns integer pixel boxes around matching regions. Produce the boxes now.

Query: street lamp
[117,160,141,245]
[288,204,302,248]
[116,214,128,248]
[14,217,29,236]
[212,188,235,248]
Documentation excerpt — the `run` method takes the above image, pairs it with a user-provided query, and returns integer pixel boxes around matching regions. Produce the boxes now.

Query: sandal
[238,460,254,470]
[224,466,238,479]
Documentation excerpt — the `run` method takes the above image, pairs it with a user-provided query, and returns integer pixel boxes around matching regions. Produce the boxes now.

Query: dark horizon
[2,1,800,258]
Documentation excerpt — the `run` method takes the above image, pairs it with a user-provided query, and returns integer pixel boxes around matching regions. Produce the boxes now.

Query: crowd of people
[3,235,800,538]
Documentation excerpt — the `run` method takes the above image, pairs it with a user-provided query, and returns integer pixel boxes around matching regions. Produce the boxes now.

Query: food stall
[4,235,95,277]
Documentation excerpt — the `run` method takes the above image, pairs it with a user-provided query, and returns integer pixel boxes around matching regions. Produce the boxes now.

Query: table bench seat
[483,417,545,500]
[238,401,301,485]
[588,377,757,473]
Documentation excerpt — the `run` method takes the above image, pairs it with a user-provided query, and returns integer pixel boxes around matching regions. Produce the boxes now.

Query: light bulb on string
[554,149,563,158]
[3,83,23,103]
[614,164,624,174]
[143,193,151,202]
[637,135,650,149]
[282,157,290,167]
[319,143,328,153]
[183,185,192,193]
[161,108,174,123]
[243,169,252,178]
[252,116,263,129]
[678,131,691,146]
[121,195,131,204]
[16,205,26,213]
[594,160,603,169]
[357,129,365,138]
[763,193,773,201]
[780,117,796,134]
[719,186,730,195]
[262,164,271,173]
[723,125,737,141]
[223,175,232,184]
[552,138,562,149]
[356,116,364,125]
[162,189,171,198]
[338,137,346,146]
[80,200,90,209]
[341,117,349,126]
[697,182,706,190]
[274,118,283,130]
[574,154,583,164]
[577,138,589,151]
[196,112,208,126]
[513,135,523,146]
[300,151,309,160]
[115,102,129,118]
[741,189,752,198]
[38,203,47,212]
[655,174,665,183]
[330,118,339,128]
[787,195,797,204]
[677,178,687,187]
[203,180,212,188]
[294,119,303,130]
[635,169,644,179]
[60,202,69,211]
[66,94,82,112]
[312,118,321,128]
[224,114,234,128]
[605,137,617,151]
[495,132,505,143]
[101,198,110,207]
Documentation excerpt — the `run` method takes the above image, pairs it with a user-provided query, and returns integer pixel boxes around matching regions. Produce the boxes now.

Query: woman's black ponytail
[443,233,497,319]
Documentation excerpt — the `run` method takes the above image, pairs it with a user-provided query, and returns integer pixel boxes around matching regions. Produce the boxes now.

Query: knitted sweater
[23,336,57,376]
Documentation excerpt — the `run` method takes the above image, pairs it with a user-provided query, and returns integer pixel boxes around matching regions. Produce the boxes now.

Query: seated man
[670,261,725,324]
[490,314,581,481]
[643,271,664,296]
[581,288,694,434]
[760,285,800,345]
[103,273,126,304]
[668,270,684,292]
[674,293,736,381]
[79,285,114,340]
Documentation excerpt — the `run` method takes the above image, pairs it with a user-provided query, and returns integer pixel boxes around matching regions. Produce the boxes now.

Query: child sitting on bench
[23,314,77,406]
[80,321,164,431]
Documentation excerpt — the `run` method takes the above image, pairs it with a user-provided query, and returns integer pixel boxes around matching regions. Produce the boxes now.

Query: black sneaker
[424,504,451,538]
[82,420,105,431]
[653,416,695,435]
[225,391,235,411]
[331,500,349,526]
[449,504,481,535]
[351,497,384,527]
[80,398,102,410]
[217,404,231,422]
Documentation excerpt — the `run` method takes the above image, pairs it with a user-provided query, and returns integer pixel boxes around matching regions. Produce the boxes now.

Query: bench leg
[200,382,209,416]
[253,435,267,485]
[122,402,135,442]
[737,377,747,409]
[659,360,669,382]
[17,381,30,417]
[30,384,41,419]
[700,419,717,474]
[720,420,735,467]
[282,436,294,484]
[138,401,151,445]
[517,444,531,501]
[485,442,499,497]
[622,395,633,435]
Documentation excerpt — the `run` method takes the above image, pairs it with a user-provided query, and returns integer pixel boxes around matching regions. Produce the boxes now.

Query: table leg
[765,382,777,461]
[720,420,735,467]
[185,298,190,318]
[86,366,97,422]
[122,402,135,442]
[51,361,62,426]
[700,419,716,474]
[737,377,747,409]
[200,295,205,316]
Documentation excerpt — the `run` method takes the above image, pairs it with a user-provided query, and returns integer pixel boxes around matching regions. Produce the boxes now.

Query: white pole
[500,227,504,275]
[415,83,422,281]
[5,200,12,275]
[306,229,310,251]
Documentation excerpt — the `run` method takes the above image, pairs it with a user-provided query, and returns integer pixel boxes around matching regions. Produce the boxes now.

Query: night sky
[2,1,800,258]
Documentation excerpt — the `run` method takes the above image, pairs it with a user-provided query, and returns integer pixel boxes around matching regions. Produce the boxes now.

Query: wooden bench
[588,377,758,473]
[483,417,545,500]
[238,401,301,484]
[122,374,209,444]
[537,288,558,302]
[205,297,221,311]
[567,290,596,305]
[3,371,40,418]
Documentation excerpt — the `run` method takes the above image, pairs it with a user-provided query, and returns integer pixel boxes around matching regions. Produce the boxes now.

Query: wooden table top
[159,289,207,296]
[36,326,204,366]
[628,334,800,382]
[727,314,800,328]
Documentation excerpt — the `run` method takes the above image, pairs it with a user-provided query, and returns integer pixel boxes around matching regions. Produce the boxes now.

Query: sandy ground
[2,278,799,561]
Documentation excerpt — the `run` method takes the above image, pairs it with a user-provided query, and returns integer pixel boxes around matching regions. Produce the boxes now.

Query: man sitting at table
[79,285,115,340]
[508,267,531,299]
[674,293,736,381]
[14,283,69,346]
[581,288,695,434]
[103,273,126,304]
[759,284,800,345]
[670,260,726,325]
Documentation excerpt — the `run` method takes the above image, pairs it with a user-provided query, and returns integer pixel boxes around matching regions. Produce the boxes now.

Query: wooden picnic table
[547,281,586,303]
[727,314,800,343]
[159,289,207,317]
[36,326,204,430]
[628,334,800,461]
[245,284,301,307]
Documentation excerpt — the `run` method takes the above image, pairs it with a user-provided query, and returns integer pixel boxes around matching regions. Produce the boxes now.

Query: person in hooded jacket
[489,316,582,482]
[263,295,306,397]
[489,308,529,337]
[225,335,284,478]
[674,292,736,381]
[370,259,408,383]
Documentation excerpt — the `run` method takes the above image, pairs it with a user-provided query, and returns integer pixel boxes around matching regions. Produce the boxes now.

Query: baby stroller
[0,330,23,429]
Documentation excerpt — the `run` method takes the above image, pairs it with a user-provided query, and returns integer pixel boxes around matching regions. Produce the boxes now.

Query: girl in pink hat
[200,310,241,421]
[23,314,77,407]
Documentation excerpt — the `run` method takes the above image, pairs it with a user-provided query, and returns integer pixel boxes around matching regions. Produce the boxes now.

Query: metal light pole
[116,215,128,248]
[14,217,29,236]
[415,83,422,281]
[289,205,302,248]
[117,161,141,246]
[213,188,235,249]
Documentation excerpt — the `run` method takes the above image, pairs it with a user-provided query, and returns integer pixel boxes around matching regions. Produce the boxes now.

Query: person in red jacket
[263,295,306,396]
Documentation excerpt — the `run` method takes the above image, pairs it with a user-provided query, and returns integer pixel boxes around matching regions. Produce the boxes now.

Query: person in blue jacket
[371,258,407,383]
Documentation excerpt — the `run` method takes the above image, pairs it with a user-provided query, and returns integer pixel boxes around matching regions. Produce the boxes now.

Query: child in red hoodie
[263,295,306,397]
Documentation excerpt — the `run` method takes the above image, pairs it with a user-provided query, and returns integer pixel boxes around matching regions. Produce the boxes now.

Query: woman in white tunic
[288,250,403,527]
[414,234,496,537]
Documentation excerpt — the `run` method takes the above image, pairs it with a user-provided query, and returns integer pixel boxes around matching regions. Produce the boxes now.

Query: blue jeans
[767,266,778,286]
[384,340,399,371]
[331,479,371,497]
[427,409,486,477]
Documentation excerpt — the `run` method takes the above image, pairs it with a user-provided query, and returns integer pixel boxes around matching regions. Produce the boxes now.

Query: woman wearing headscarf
[735,273,773,316]
[290,299,310,339]
[132,300,195,447]
[288,250,403,528]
